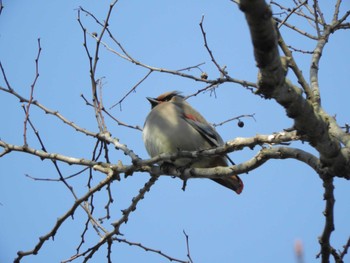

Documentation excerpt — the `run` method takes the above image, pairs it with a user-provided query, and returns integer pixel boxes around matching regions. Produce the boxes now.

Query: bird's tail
[212,174,244,194]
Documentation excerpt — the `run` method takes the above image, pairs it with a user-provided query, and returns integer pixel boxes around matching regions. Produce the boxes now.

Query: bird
[142,91,243,194]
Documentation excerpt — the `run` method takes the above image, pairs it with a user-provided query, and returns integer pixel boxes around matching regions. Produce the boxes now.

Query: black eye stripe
[164,95,173,101]
[158,95,174,102]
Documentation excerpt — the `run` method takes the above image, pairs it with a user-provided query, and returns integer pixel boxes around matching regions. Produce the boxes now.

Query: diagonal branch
[110,69,153,110]
[276,0,308,29]
[23,38,42,146]
[0,85,99,138]
[0,140,100,167]
[199,15,227,77]
[114,237,189,263]
[0,61,13,91]
[276,27,312,99]
[80,175,159,262]
[14,169,116,263]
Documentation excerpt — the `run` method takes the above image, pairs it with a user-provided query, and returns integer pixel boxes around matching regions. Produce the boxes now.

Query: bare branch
[114,237,189,263]
[22,105,89,184]
[274,17,318,40]
[213,114,256,127]
[199,15,227,77]
[239,0,350,179]
[331,10,350,31]
[81,94,142,131]
[110,69,153,110]
[14,169,116,263]
[0,85,99,137]
[0,140,100,167]
[283,44,314,54]
[276,28,312,99]
[79,7,257,91]
[271,1,319,23]
[144,146,322,182]
[314,0,326,26]
[176,62,206,72]
[81,175,159,262]
[183,231,194,263]
[77,2,119,133]
[310,25,333,106]
[332,0,342,23]
[1,1,349,262]
[277,0,308,29]
[340,237,350,260]
[0,61,13,91]
[185,77,258,100]
[23,38,42,146]
[316,174,336,263]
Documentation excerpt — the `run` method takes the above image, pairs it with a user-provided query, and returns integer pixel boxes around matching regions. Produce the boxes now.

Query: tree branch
[239,0,350,179]
[81,175,158,262]
[143,146,322,183]
[14,169,117,263]
[23,38,42,146]
[317,174,336,263]
[113,237,189,263]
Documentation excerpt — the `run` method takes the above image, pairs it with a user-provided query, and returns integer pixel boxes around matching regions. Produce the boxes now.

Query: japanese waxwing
[142,91,243,194]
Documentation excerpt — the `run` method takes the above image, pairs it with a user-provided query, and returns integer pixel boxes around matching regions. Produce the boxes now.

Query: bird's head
[146,91,183,109]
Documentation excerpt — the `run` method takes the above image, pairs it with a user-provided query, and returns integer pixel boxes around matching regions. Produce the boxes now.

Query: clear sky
[0,1,349,263]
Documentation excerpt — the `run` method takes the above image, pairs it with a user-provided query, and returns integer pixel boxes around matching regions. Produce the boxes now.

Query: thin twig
[81,94,142,131]
[0,61,13,91]
[78,1,119,133]
[274,17,318,40]
[340,237,350,260]
[277,0,308,29]
[24,38,42,146]
[176,62,205,72]
[80,16,256,90]
[110,69,153,110]
[0,84,100,139]
[314,0,326,26]
[183,231,194,263]
[15,169,116,263]
[213,114,256,127]
[22,106,108,244]
[66,175,159,262]
[199,15,227,77]
[115,237,189,263]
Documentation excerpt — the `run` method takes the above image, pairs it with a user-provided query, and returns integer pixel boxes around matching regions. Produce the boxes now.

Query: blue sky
[0,1,349,262]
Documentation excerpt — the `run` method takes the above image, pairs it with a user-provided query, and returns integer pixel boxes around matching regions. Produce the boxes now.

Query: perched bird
[142,91,243,194]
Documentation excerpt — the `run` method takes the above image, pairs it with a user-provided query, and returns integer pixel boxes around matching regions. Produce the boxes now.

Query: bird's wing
[182,112,223,147]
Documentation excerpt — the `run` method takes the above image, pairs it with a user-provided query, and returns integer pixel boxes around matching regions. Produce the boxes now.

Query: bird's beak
[146,97,159,108]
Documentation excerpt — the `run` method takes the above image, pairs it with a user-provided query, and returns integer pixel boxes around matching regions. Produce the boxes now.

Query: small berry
[201,72,208,80]
[238,120,244,128]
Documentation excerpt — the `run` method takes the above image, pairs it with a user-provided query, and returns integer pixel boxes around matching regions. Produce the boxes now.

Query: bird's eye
[163,95,173,101]
[158,94,174,102]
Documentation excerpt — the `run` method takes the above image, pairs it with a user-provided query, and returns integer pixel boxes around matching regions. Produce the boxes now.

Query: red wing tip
[235,181,244,195]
